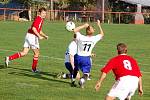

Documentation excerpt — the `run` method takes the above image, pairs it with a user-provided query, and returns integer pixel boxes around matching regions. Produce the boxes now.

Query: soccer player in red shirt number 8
[5,7,48,72]
[95,43,143,100]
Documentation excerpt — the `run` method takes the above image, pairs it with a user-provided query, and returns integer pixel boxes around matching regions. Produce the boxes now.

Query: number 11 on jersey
[83,44,91,52]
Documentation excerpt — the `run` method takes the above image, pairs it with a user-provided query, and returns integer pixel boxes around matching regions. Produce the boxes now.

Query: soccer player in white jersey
[58,40,93,83]
[72,20,104,88]
[64,40,77,78]
[57,40,80,81]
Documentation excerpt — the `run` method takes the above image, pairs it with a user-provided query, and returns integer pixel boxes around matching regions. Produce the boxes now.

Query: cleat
[87,77,91,81]
[5,57,9,67]
[79,78,85,89]
[87,75,92,80]
[32,69,39,73]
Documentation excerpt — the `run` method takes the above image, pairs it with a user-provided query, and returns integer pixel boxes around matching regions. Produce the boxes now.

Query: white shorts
[23,33,39,49]
[107,75,139,100]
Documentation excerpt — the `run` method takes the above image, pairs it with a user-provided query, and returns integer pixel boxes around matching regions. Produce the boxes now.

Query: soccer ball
[66,21,75,32]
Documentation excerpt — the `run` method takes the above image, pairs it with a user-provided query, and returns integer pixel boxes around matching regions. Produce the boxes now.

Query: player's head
[117,43,127,54]
[86,25,95,35]
[39,7,47,18]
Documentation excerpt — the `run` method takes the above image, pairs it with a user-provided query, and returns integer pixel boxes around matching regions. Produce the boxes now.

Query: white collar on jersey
[120,54,127,55]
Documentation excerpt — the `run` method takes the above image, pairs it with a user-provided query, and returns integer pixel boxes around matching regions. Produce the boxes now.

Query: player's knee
[20,52,28,56]
[105,96,115,100]
[76,72,80,79]
[34,52,40,57]
[125,97,130,100]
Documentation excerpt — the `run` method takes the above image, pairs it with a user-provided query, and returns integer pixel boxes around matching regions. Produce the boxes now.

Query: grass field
[0,21,150,100]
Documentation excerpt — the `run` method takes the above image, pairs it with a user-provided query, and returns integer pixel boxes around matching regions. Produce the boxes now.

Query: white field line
[0,48,149,74]
[16,82,39,87]
[0,48,64,61]
[0,48,103,66]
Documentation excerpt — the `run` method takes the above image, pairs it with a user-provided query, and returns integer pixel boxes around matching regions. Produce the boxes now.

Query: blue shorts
[74,54,91,74]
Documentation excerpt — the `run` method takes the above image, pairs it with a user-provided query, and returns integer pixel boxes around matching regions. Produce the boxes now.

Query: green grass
[0,21,150,100]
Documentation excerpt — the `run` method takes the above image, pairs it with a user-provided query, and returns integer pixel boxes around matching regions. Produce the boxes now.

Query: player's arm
[97,20,104,37]
[32,27,43,40]
[95,59,114,91]
[40,31,48,39]
[73,23,89,33]
[95,72,107,91]
[138,76,143,96]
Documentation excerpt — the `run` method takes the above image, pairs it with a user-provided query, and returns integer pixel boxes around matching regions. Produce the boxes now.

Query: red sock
[9,52,21,61]
[32,57,38,71]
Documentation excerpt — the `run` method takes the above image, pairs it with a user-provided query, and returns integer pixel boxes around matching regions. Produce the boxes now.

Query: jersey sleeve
[137,67,142,77]
[134,60,142,77]
[93,34,103,43]
[101,58,115,74]
[75,32,82,40]
[68,42,77,56]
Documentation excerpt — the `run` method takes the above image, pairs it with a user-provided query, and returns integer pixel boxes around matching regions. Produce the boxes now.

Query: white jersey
[76,32,103,56]
[65,41,77,63]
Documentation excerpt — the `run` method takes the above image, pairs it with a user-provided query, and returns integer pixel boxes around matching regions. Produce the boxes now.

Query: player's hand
[91,53,96,57]
[95,82,101,91]
[44,35,49,40]
[39,36,44,40]
[97,20,101,26]
[138,87,143,96]
[84,23,89,28]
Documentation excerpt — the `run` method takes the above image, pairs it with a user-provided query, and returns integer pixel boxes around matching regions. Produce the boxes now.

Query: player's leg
[58,62,73,79]
[27,33,40,72]
[71,54,79,87]
[5,47,30,67]
[65,62,74,78]
[87,57,93,80]
[105,96,116,100]
[72,66,79,79]
[125,97,131,100]
[32,48,40,72]
[79,56,91,88]
[107,79,127,100]
[79,73,89,88]
[70,66,79,87]
[5,33,32,67]
[76,71,80,80]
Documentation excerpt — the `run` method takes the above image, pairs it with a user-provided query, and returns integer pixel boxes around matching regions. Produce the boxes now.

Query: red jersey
[101,54,142,80]
[28,16,43,36]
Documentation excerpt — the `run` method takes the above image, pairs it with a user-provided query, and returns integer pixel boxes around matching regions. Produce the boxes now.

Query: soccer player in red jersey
[95,43,143,100]
[5,7,48,72]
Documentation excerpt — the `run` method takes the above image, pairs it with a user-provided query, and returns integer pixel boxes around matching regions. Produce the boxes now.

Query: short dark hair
[39,7,47,13]
[117,43,127,54]
[86,26,90,33]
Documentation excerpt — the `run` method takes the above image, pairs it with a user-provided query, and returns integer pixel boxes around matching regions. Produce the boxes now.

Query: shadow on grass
[7,67,70,85]
[0,64,6,69]
[8,66,58,77]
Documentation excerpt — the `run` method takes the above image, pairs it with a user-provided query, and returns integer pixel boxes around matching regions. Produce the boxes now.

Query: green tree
[14,0,33,8]
[0,0,10,4]
[14,0,48,8]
